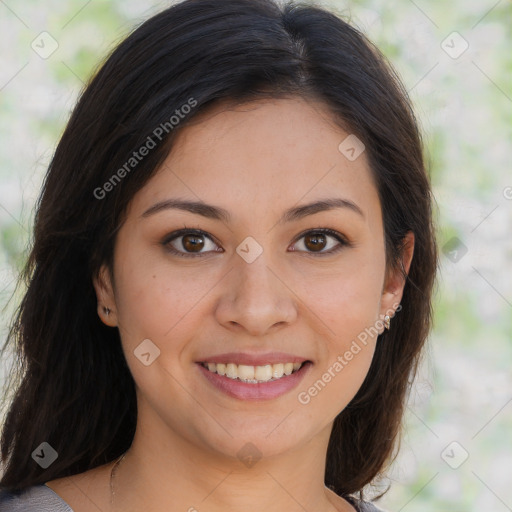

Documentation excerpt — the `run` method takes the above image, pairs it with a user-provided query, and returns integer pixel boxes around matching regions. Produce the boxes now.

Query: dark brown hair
[0,0,437,501]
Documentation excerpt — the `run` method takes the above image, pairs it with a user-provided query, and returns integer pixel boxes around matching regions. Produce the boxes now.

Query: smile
[196,359,312,401]
[200,361,304,383]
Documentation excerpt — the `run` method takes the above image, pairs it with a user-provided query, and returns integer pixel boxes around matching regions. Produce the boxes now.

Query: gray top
[346,495,388,512]
[0,484,386,511]
[0,484,73,511]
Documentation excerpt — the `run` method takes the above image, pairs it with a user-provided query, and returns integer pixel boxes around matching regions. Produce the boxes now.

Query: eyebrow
[141,197,364,223]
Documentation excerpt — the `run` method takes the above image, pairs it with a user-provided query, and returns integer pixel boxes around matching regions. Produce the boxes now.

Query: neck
[109,411,352,512]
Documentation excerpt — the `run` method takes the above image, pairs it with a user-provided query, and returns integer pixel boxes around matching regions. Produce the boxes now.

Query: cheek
[296,257,384,336]
[113,259,211,402]
[113,244,223,363]
[294,257,383,409]
[298,346,375,421]
[298,291,379,416]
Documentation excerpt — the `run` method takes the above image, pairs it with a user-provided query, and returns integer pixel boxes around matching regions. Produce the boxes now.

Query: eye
[162,228,222,258]
[290,228,349,255]
[162,227,350,258]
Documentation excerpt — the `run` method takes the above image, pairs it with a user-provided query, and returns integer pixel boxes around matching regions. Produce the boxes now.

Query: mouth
[196,356,313,401]
[198,361,309,384]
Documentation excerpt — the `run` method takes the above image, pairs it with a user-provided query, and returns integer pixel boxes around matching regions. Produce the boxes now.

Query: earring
[103,306,111,316]
[384,315,391,330]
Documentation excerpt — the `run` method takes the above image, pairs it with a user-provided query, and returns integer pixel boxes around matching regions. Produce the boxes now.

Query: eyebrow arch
[141,197,364,223]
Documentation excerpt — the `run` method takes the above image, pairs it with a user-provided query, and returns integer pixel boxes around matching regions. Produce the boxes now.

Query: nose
[215,253,298,336]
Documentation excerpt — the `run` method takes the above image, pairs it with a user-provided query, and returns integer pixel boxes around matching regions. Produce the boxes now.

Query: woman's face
[95,97,412,462]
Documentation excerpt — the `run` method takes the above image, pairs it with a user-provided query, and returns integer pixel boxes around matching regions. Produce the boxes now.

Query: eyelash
[161,227,351,258]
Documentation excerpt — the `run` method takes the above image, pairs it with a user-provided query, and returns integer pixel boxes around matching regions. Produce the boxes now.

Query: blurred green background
[0,0,511,510]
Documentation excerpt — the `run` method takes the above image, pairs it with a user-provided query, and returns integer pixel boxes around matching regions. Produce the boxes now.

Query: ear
[379,231,415,327]
[92,264,118,327]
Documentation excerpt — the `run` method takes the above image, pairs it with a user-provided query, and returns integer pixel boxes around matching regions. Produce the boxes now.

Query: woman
[0,0,437,510]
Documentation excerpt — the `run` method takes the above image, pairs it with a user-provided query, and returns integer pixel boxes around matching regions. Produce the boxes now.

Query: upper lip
[197,352,311,366]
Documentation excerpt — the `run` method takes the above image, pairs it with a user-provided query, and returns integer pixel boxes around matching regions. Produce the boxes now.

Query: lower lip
[196,362,312,401]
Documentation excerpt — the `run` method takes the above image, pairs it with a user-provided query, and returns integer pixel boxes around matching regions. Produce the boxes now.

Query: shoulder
[0,484,73,512]
[345,495,390,512]
[357,500,389,512]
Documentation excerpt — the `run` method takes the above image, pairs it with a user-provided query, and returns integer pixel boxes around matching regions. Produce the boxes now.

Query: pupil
[183,235,204,252]
[305,233,326,251]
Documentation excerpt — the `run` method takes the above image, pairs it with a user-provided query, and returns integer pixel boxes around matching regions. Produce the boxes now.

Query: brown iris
[181,234,205,252]
[303,232,327,252]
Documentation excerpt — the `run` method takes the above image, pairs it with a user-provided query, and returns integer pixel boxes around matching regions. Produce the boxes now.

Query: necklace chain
[109,453,127,506]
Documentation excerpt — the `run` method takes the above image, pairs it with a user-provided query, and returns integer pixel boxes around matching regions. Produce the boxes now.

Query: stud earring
[384,315,391,330]
[103,306,111,316]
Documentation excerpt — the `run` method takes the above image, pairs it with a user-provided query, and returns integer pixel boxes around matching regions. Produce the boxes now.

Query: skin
[46,97,414,512]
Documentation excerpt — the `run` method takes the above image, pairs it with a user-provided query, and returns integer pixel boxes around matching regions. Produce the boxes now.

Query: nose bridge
[237,251,278,300]
[216,245,297,334]
[234,247,283,308]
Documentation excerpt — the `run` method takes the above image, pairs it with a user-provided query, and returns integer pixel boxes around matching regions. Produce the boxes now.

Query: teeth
[254,365,272,381]
[203,361,305,382]
[238,364,255,380]
[216,363,226,376]
[272,363,284,379]
[226,363,237,379]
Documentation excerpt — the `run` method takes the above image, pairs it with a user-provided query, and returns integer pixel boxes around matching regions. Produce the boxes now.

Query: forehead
[129,97,382,233]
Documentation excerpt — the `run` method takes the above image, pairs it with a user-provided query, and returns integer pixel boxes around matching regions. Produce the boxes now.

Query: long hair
[0,0,437,500]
